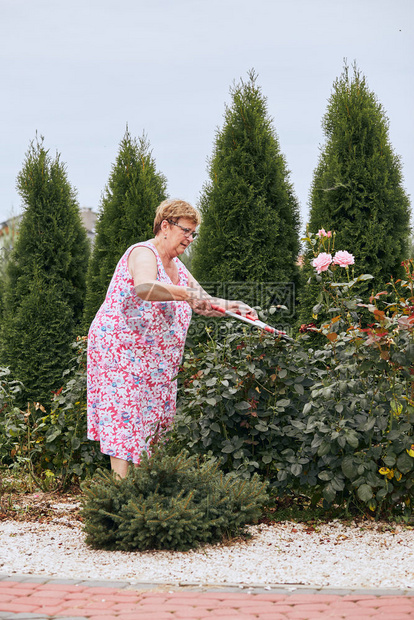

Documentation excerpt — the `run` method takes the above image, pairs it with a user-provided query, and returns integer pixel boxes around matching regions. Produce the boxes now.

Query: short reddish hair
[153,199,201,235]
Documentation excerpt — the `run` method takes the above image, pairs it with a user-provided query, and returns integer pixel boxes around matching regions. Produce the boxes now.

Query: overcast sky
[1,0,413,230]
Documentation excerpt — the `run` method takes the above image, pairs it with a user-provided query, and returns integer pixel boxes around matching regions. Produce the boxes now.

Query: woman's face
[166,217,197,255]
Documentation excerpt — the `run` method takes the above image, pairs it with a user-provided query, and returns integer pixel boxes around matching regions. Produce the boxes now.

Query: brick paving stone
[53,606,93,617]
[36,585,85,593]
[82,601,117,610]
[327,601,362,609]
[116,613,175,620]
[251,594,291,601]
[288,603,332,612]
[31,589,75,599]
[76,588,126,596]
[259,603,296,613]
[287,594,344,604]
[0,605,44,615]
[357,598,402,607]
[217,599,276,608]
[351,616,398,620]
[58,593,92,601]
[167,597,218,607]
[203,615,256,620]
[81,617,122,620]
[173,608,215,618]
[377,607,414,614]
[91,594,141,604]
[253,615,291,620]
[68,612,114,618]
[0,589,38,598]
[332,609,377,617]
[199,592,255,601]
[56,617,89,620]
[35,606,70,616]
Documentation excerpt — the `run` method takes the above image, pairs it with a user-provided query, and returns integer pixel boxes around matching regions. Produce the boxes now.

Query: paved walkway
[0,575,413,619]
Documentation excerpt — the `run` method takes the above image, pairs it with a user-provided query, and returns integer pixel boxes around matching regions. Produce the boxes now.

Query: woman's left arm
[186,273,258,319]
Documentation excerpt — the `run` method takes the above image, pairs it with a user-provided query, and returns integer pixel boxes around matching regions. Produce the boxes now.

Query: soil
[0,489,82,523]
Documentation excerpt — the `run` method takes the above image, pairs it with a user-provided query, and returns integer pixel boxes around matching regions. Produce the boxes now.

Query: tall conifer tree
[191,71,301,316]
[83,129,167,327]
[300,62,411,322]
[0,137,89,403]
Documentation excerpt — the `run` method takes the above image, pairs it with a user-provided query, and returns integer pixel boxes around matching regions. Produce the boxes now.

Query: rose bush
[171,231,414,519]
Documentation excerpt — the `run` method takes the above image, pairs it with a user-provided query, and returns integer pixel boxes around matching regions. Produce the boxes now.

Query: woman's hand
[225,300,258,320]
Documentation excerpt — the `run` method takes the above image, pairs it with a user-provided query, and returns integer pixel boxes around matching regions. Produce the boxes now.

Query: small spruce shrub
[81,449,269,551]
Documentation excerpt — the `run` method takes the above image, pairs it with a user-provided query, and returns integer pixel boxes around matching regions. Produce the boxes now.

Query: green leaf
[46,429,62,443]
[318,470,333,481]
[205,378,217,387]
[262,454,272,464]
[397,452,413,474]
[276,399,290,408]
[291,463,302,476]
[71,436,81,450]
[356,274,374,282]
[383,453,396,467]
[341,455,357,479]
[235,401,251,411]
[317,442,331,457]
[346,432,359,449]
[357,484,373,502]
[323,483,336,504]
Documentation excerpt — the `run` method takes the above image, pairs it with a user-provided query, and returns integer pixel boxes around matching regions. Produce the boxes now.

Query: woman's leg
[110,456,129,478]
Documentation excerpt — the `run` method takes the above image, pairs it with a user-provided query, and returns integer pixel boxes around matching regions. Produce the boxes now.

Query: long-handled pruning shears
[210,304,294,342]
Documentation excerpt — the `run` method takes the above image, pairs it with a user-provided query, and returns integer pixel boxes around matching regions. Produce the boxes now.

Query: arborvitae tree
[300,62,411,323]
[191,70,301,317]
[0,137,89,404]
[83,130,167,327]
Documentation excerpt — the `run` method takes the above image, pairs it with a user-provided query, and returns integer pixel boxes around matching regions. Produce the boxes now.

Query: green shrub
[0,367,25,466]
[0,337,106,490]
[81,449,269,551]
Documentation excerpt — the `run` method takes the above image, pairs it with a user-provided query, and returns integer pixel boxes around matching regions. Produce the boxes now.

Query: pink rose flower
[317,228,333,238]
[333,250,355,268]
[312,252,332,274]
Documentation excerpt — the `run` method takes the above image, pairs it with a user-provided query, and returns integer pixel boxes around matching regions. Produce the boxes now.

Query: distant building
[0,214,21,256]
[0,208,97,257]
[79,207,98,244]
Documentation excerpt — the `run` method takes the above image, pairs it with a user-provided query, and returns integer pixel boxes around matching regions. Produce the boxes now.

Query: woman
[87,199,256,478]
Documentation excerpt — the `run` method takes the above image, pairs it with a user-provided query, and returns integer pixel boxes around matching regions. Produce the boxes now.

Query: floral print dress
[87,241,192,463]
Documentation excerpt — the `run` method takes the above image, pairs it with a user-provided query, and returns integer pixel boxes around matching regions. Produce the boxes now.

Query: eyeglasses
[167,220,198,239]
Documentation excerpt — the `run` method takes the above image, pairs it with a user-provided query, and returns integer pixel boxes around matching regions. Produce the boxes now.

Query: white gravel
[1,512,413,589]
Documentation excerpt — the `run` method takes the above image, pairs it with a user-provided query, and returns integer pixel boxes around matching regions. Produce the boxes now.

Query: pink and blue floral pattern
[87,241,192,463]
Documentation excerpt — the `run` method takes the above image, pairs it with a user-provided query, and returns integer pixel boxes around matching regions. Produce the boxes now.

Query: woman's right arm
[128,247,210,311]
